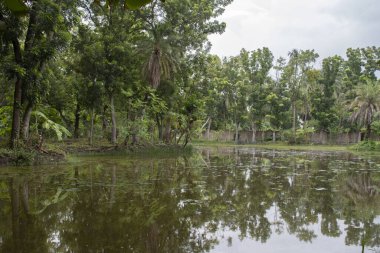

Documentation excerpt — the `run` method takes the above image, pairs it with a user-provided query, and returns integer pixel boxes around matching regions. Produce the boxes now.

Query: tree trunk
[366,124,371,140]
[102,105,107,138]
[156,115,163,141]
[207,117,212,140]
[74,103,80,138]
[292,101,297,143]
[235,122,240,144]
[89,108,94,146]
[251,123,256,143]
[272,131,276,142]
[10,77,23,148]
[21,101,33,141]
[163,117,171,144]
[110,95,117,144]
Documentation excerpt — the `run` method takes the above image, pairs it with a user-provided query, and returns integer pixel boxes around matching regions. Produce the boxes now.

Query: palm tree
[138,0,178,89]
[349,79,380,139]
[142,39,177,89]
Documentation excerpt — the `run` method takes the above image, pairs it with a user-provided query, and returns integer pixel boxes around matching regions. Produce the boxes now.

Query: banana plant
[32,111,71,141]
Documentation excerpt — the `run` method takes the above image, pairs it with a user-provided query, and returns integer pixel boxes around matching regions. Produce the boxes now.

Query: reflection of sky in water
[374,216,380,225]
[212,228,359,253]
[212,206,360,253]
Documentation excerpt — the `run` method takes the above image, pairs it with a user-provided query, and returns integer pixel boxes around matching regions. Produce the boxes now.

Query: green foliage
[352,141,380,151]
[32,111,71,141]
[371,120,380,136]
[349,79,380,139]
[0,105,12,137]
[2,0,29,15]
[295,126,315,144]
[124,0,152,10]
[1,0,380,150]
[0,147,36,165]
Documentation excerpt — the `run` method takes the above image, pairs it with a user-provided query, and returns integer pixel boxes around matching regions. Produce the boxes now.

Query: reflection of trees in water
[202,149,380,249]
[338,164,380,252]
[345,172,379,201]
[1,178,50,253]
[0,151,380,252]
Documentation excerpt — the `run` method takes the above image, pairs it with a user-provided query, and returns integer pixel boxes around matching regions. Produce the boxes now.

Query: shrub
[0,148,36,165]
[352,141,380,151]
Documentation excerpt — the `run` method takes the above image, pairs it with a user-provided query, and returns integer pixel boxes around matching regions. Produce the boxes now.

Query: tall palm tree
[138,0,178,89]
[142,39,177,89]
[350,79,380,139]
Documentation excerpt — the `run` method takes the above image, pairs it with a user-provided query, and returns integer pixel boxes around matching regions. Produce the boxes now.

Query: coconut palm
[349,79,380,139]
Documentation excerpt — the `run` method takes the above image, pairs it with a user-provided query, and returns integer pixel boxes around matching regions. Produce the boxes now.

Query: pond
[0,147,380,253]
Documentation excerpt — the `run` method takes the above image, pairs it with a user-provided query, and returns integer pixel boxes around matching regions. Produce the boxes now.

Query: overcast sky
[208,0,380,62]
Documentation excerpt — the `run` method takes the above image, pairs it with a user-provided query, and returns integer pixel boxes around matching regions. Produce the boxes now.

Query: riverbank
[0,139,193,166]
[2,139,379,166]
[192,140,380,152]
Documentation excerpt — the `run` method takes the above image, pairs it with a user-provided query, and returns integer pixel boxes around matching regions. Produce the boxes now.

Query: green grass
[69,144,194,158]
[192,140,352,152]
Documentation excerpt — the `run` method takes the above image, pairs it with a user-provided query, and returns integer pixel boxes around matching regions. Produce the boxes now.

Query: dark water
[0,147,380,253]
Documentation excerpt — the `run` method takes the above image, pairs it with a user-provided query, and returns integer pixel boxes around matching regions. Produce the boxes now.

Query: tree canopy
[0,0,380,148]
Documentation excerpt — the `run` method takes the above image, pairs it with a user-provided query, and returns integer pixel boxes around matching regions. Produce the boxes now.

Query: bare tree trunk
[21,101,33,141]
[10,77,22,148]
[89,108,94,146]
[74,103,80,138]
[207,117,212,140]
[251,123,256,143]
[164,117,171,144]
[235,122,240,144]
[102,105,107,138]
[110,95,117,144]
[272,131,276,142]
[292,101,297,143]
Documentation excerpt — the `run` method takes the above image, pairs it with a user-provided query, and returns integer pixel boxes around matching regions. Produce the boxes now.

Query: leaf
[124,0,152,10]
[3,0,29,16]
[32,110,71,140]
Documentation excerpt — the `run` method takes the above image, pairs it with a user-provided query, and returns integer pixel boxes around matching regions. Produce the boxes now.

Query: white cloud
[209,0,380,60]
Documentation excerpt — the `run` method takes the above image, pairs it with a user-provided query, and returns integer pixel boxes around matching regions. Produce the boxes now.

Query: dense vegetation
[1,0,380,152]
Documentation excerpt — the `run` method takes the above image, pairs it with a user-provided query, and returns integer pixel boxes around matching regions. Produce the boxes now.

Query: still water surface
[0,147,380,253]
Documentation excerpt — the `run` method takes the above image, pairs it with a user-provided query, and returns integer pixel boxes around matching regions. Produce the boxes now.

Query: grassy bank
[0,139,193,166]
[192,140,353,152]
[2,138,379,166]
[0,147,65,166]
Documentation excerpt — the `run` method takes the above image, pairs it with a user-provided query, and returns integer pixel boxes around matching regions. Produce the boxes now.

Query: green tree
[349,79,380,140]
[0,0,80,147]
[240,47,274,143]
[282,49,319,143]
[312,56,343,132]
